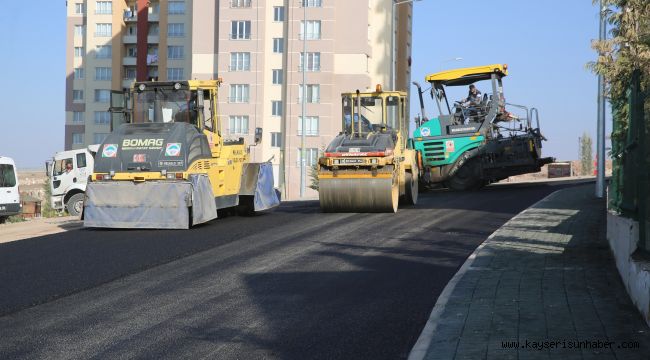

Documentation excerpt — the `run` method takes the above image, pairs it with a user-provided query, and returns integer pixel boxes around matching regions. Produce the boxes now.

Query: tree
[579,132,594,176]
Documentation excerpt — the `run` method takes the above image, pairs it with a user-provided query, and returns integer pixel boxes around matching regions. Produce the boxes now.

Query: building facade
[65,0,194,150]
[65,0,412,200]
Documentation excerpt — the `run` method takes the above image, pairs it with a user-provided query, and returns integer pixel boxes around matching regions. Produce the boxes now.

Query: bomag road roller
[317,86,418,213]
[83,80,280,229]
[412,64,554,190]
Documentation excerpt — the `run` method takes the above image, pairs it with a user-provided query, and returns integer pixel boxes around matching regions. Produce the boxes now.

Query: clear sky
[0,0,603,169]
[409,0,608,162]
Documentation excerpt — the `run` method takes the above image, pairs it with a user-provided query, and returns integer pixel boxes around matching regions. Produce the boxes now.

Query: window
[72,111,84,123]
[74,47,84,58]
[95,67,112,80]
[95,23,112,37]
[76,153,88,168]
[230,0,251,8]
[231,21,251,40]
[148,23,160,36]
[167,68,183,81]
[95,45,112,58]
[168,23,185,37]
[74,3,85,14]
[93,133,109,144]
[229,116,249,134]
[230,52,250,71]
[229,84,250,103]
[273,6,284,22]
[272,101,283,116]
[302,0,322,7]
[300,52,321,71]
[299,84,320,103]
[300,20,321,40]
[95,1,112,14]
[126,46,137,57]
[94,111,110,125]
[298,116,319,136]
[72,90,84,102]
[72,133,84,145]
[271,132,282,148]
[297,148,319,166]
[94,89,110,103]
[74,25,85,37]
[272,38,284,53]
[272,69,283,84]
[168,1,185,14]
[167,46,184,59]
[124,67,136,79]
[74,67,84,79]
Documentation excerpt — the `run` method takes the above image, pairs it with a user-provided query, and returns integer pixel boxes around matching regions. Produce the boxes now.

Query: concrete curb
[407,189,564,360]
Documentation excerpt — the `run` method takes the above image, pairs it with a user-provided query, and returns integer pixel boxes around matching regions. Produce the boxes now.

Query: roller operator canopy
[425,64,508,87]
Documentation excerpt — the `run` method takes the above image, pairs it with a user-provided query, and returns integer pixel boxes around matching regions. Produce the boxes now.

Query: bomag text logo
[122,138,165,150]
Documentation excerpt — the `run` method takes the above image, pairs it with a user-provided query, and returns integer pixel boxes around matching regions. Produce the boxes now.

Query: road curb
[407,188,564,360]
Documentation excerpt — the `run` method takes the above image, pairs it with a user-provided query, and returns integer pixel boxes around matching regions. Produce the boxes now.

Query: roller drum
[319,176,398,213]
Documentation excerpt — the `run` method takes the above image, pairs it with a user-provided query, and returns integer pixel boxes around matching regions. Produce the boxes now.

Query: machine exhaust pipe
[412,82,428,124]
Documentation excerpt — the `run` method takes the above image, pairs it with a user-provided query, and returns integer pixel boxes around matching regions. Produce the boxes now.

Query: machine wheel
[66,193,85,217]
[236,196,255,216]
[402,171,418,205]
[446,159,483,191]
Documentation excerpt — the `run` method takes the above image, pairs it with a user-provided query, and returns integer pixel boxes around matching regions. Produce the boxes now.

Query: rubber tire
[236,196,255,216]
[0,217,6,224]
[446,159,483,191]
[66,193,85,217]
[404,171,418,205]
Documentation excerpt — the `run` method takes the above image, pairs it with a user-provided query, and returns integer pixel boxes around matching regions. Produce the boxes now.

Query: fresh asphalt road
[0,181,583,359]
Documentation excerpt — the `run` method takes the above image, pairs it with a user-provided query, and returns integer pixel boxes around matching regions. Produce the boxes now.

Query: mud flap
[84,176,217,229]
[239,163,280,212]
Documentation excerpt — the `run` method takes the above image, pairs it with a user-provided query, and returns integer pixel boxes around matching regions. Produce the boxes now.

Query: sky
[408,0,608,162]
[0,0,604,169]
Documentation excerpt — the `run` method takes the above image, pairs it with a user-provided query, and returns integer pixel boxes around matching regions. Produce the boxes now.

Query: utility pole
[596,0,606,198]
[300,1,307,198]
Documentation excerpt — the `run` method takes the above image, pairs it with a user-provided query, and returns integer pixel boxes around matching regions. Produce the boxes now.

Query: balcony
[123,35,137,44]
[148,12,159,22]
[123,11,137,22]
[122,79,135,88]
[147,35,159,44]
[123,57,136,66]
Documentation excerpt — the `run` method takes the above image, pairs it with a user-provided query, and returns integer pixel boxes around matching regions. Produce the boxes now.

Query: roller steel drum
[319,176,399,213]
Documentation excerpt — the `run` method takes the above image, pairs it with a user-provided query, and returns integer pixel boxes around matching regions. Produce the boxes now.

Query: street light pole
[596,0,606,198]
[300,1,307,198]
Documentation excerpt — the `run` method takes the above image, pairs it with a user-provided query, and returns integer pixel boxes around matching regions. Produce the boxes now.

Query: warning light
[376,84,383,93]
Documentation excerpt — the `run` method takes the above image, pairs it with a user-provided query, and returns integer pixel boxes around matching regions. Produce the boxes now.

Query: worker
[462,84,482,105]
[65,161,73,173]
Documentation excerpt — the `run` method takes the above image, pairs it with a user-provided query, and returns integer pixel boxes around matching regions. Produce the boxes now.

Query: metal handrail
[529,108,540,130]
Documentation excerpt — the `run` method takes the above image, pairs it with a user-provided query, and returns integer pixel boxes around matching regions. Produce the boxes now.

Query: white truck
[0,156,21,223]
[47,145,98,216]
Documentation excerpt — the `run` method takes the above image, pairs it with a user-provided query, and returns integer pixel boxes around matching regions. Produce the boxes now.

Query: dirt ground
[503,160,613,183]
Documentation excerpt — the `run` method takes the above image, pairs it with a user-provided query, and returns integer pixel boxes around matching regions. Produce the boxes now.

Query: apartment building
[65,0,412,200]
[65,0,193,150]
[212,0,412,199]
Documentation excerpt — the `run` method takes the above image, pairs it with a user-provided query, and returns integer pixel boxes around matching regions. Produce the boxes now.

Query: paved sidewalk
[410,184,650,360]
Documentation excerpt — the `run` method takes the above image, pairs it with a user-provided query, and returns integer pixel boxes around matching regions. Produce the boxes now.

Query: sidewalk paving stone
[417,184,650,360]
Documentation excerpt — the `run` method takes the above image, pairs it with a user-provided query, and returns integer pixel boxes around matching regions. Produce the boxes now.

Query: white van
[0,156,21,223]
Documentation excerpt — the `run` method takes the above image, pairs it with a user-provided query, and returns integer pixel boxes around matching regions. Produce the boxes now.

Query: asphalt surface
[0,181,581,359]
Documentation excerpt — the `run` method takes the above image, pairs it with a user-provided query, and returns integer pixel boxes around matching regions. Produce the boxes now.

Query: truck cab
[0,156,21,223]
[47,146,97,216]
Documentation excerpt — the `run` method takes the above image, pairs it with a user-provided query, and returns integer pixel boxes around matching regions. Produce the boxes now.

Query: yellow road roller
[317,87,418,212]
[83,80,279,229]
